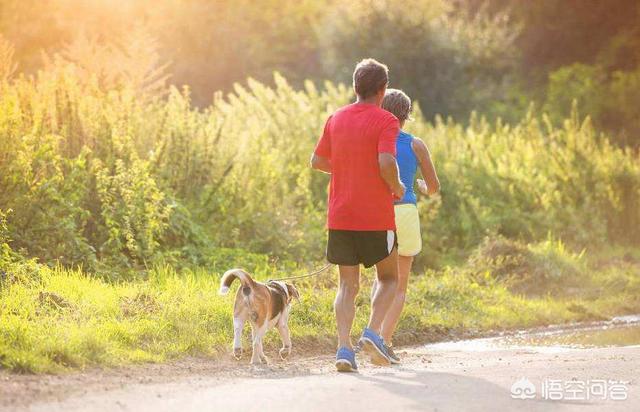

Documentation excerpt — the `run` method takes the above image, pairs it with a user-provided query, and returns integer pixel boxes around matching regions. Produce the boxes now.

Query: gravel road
[4,337,638,412]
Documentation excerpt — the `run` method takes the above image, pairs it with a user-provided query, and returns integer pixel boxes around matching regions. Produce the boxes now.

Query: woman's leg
[380,255,413,343]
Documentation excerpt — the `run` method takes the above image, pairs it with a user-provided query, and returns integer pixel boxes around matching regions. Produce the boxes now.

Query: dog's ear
[286,283,300,303]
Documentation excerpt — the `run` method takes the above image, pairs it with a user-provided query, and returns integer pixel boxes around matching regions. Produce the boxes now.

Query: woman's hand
[416,178,430,195]
[412,138,440,196]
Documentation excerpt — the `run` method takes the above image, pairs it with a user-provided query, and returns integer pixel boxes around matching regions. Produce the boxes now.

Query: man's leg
[368,247,399,333]
[335,265,360,349]
[381,255,413,343]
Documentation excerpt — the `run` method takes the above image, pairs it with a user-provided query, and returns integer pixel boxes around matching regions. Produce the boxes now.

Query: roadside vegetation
[2,238,639,373]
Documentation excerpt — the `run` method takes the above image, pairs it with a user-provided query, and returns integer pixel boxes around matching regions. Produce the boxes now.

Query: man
[310,58,405,372]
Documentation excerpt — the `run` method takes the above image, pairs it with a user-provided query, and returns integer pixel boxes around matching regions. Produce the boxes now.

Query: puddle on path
[426,315,640,353]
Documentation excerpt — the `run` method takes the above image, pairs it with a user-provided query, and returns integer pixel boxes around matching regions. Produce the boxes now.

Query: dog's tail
[218,268,255,296]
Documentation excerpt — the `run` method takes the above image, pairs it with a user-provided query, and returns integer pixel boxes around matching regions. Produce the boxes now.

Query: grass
[1,240,639,373]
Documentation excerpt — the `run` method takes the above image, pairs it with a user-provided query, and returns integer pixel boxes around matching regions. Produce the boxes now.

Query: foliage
[0,0,524,119]
[1,246,638,373]
[0,210,8,244]
[319,0,523,120]
[602,68,640,144]
[0,34,16,82]
[408,105,640,269]
[93,157,171,268]
[544,64,607,124]
[544,64,640,142]
[463,0,640,143]
[0,58,639,273]
[0,61,347,270]
[466,235,586,295]
[467,0,640,74]
[0,210,13,266]
[3,0,640,141]
[47,26,171,99]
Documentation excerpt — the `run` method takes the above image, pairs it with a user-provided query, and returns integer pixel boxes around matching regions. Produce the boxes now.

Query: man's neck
[356,96,379,106]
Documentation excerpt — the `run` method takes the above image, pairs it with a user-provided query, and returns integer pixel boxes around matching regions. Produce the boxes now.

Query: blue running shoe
[359,328,391,366]
[335,346,358,372]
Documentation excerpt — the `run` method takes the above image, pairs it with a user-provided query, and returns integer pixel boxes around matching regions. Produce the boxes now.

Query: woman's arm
[411,137,440,196]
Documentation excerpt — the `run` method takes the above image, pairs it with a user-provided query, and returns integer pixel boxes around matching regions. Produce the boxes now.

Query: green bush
[544,63,640,145]
[93,157,171,268]
[604,68,640,144]
[544,64,607,125]
[466,236,586,295]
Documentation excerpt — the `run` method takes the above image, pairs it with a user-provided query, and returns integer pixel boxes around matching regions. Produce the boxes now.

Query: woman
[373,88,440,363]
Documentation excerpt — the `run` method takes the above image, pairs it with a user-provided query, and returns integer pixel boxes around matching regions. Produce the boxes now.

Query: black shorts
[326,230,397,268]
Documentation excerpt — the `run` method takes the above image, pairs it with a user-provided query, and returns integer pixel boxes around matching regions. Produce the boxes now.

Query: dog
[218,268,300,364]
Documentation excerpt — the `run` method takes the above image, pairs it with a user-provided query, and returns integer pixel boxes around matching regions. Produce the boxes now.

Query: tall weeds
[0,56,638,274]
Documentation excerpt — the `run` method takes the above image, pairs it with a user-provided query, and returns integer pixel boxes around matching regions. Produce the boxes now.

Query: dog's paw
[233,347,243,360]
[279,346,291,360]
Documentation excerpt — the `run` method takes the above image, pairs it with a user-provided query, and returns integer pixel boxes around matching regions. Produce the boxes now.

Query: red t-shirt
[314,103,400,231]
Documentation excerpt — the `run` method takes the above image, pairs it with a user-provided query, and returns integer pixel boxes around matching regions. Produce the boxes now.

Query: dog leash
[268,263,333,282]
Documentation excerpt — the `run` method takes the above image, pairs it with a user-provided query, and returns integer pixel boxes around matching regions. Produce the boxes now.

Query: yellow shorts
[394,203,422,257]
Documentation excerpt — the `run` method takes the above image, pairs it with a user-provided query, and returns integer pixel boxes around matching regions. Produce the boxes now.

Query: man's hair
[353,58,389,99]
[382,89,412,121]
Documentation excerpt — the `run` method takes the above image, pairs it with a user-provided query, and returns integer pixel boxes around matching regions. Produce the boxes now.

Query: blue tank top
[395,130,418,205]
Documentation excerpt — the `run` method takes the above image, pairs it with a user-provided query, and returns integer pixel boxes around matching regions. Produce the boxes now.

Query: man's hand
[393,182,406,200]
[378,153,404,199]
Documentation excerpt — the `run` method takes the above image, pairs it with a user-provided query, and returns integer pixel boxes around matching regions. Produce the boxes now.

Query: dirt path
[3,339,639,412]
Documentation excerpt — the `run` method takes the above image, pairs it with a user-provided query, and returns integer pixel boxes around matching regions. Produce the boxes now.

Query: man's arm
[311,116,332,173]
[379,153,405,199]
[412,138,440,195]
[310,153,331,174]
